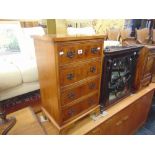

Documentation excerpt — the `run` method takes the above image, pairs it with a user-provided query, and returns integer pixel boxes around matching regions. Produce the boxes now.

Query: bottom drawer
[62,93,98,122]
[141,75,151,88]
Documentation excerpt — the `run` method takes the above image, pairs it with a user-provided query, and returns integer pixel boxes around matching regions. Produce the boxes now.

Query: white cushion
[13,58,38,83]
[104,40,121,48]
[0,61,22,91]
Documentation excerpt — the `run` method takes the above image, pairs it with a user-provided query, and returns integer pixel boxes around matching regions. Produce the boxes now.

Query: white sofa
[0,26,45,101]
[0,54,39,101]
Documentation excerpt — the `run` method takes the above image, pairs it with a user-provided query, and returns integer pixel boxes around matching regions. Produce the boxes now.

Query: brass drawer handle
[67,73,74,80]
[91,47,100,54]
[116,120,122,126]
[67,92,76,99]
[88,82,96,89]
[67,51,75,58]
[68,109,76,116]
[90,66,96,73]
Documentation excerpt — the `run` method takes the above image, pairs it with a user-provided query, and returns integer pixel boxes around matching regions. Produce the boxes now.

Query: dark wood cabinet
[33,35,105,133]
[100,46,142,111]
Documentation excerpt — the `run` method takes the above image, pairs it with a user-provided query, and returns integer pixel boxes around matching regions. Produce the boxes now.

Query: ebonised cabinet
[100,46,142,111]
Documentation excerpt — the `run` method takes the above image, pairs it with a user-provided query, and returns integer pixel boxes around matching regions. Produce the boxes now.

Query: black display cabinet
[100,46,142,112]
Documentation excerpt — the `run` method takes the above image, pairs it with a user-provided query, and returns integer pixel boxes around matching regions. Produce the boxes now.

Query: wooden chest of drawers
[33,35,105,132]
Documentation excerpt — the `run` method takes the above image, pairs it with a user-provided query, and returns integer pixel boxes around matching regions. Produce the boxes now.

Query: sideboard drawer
[62,93,99,122]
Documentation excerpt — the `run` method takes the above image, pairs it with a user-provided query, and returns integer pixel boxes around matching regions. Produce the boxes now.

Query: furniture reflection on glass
[100,46,143,112]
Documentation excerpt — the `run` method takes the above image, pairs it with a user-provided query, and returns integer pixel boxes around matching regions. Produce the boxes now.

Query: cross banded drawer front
[59,60,101,87]
[58,42,102,65]
[62,93,98,122]
[60,66,87,86]
[61,78,100,106]
[87,61,101,76]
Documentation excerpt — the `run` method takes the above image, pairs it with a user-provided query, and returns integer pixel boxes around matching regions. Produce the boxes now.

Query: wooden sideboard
[33,34,105,133]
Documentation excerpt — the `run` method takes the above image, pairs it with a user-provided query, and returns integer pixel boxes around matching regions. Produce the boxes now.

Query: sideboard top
[32,34,106,42]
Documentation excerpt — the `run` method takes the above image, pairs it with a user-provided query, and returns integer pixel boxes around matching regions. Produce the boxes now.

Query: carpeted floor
[136,96,155,135]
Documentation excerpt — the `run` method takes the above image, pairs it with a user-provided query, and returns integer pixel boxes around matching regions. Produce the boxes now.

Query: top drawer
[57,41,103,65]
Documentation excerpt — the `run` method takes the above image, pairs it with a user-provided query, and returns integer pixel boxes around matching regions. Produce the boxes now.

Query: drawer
[62,93,99,122]
[141,75,151,88]
[61,78,100,106]
[59,60,101,86]
[57,42,102,65]
[59,65,87,86]
[87,60,101,77]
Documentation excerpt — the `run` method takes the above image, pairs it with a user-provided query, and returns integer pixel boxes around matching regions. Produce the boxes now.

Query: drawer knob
[90,66,96,73]
[68,92,76,99]
[67,73,74,80]
[67,51,75,58]
[89,82,96,89]
[68,109,75,116]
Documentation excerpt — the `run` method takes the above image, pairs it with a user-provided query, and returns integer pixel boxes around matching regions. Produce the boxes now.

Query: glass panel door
[109,56,132,103]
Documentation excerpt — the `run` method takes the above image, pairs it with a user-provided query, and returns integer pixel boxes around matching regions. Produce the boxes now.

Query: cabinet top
[32,34,106,42]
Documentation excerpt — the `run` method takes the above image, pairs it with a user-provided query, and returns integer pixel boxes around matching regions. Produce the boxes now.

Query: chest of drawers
[33,35,105,132]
